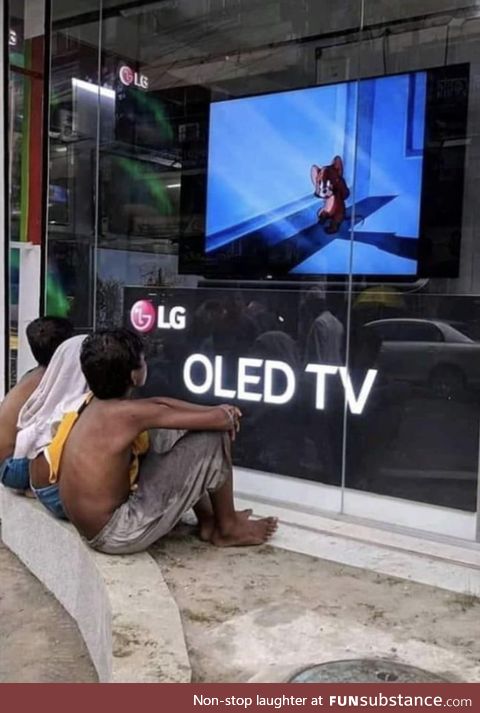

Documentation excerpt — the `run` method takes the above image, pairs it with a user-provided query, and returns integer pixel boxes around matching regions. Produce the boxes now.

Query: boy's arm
[129,400,236,434]
[148,397,218,412]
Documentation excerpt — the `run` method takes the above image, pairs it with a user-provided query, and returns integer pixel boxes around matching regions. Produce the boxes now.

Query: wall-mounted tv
[179,63,469,281]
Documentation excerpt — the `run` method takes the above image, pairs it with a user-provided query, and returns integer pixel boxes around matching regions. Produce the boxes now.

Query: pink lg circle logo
[119,65,134,86]
[130,300,156,333]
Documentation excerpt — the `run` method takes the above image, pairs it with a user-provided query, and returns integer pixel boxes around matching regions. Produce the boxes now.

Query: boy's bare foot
[198,509,253,543]
[211,515,278,547]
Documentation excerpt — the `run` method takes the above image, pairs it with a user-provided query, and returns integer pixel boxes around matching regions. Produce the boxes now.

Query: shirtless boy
[46,329,277,553]
[0,317,73,490]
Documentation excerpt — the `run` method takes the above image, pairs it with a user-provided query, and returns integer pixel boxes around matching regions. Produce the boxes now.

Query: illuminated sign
[127,292,377,415]
[119,64,149,90]
[183,354,378,415]
[9,30,17,46]
[130,300,186,332]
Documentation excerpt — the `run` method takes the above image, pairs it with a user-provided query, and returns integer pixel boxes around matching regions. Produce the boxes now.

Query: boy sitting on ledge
[35,329,277,554]
[0,316,73,492]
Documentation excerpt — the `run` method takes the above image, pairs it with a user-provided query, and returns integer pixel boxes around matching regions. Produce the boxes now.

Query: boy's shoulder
[0,367,44,417]
[19,365,45,386]
[5,366,44,400]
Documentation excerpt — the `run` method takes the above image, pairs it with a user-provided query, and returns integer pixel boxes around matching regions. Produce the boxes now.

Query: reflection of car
[364,318,480,396]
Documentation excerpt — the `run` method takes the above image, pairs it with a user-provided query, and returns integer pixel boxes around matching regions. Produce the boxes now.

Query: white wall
[14,243,41,379]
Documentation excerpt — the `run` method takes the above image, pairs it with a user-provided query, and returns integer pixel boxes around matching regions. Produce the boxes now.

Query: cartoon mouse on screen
[310,156,350,234]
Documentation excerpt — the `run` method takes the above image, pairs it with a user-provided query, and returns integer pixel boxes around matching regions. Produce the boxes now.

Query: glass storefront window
[46,1,104,328]
[46,0,480,542]
[345,1,480,524]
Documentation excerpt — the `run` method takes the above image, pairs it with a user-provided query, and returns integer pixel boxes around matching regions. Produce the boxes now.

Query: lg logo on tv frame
[130,301,187,333]
[119,65,149,90]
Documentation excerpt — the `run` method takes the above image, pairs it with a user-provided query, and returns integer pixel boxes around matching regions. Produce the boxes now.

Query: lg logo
[130,301,187,332]
[119,65,134,85]
[119,65,149,90]
[130,300,156,333]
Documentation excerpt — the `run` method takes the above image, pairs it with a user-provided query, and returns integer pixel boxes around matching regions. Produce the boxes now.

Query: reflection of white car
[364,318,480,396]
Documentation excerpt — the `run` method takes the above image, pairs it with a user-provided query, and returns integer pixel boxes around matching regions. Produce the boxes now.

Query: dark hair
[80,329,145,399]
[26,316,74,367]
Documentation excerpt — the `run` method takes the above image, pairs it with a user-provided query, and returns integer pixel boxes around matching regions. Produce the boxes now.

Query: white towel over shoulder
[14,334,89,459]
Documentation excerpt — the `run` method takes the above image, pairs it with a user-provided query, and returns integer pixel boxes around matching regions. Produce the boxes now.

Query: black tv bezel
[178,62,470,284]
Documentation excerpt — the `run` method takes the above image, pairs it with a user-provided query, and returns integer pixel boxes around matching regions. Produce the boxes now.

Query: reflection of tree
[96,278,122,329]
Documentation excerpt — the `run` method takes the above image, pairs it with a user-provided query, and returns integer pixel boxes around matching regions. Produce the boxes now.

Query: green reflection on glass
[46,274,70,317]
[115,156,174,215]
[130,91,174,141]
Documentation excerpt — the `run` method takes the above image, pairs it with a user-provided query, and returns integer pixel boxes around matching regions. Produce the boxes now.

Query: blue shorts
[31,482,67,520]
[0,458,30,490]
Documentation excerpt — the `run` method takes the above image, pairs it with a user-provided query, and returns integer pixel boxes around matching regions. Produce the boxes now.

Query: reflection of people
[192,299,226,346]
[41,329,277,552]
[300,288,344,365]
[253,330,300,369]
[246,301,278,334]
[0,317,74,493]
[298,289,345,483]
[199,296,257,354]
[197,297,258,397]
[238,331,301,474]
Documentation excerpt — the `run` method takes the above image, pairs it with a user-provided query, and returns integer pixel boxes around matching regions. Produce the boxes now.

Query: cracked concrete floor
[0,534,97,683]
[150,524,480,683]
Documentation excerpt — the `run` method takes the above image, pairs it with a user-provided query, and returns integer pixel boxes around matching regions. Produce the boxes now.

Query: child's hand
[220,405,242,420]
[219,405,242,441]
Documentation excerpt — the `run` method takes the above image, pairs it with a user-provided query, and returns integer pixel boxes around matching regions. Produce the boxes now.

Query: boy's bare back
[57,396,235,540]
[58,398,144,539]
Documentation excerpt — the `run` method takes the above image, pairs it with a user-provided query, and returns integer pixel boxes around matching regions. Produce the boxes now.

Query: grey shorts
[88,429,231,555]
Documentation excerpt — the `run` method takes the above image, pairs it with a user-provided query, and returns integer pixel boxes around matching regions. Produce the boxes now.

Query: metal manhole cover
[290,659,448,683]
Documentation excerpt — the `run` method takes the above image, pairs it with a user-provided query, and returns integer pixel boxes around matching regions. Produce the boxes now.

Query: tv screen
[179,64,469,280]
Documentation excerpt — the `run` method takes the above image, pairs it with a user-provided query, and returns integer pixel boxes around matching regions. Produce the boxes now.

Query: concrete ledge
[0,487,191,683]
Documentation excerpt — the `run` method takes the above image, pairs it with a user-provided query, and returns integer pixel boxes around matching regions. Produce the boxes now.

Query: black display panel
[124,285,479,512]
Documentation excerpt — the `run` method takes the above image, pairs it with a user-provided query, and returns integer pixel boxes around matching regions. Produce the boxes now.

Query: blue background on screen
[206,71,427,276]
